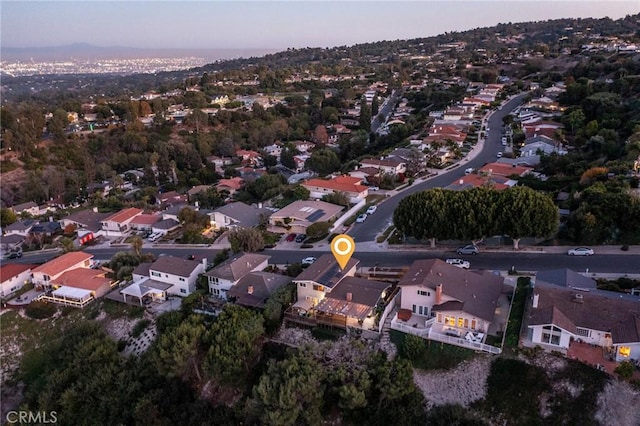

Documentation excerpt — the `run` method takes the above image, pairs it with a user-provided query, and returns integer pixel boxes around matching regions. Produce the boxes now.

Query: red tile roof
[217,177,245,191]
[479,162,533,177]
[303,176,368,194]
[130,214,162,225]
[52,268,112,292]
[0,264,35,283]
[104,208,143,223]
[32,252,93,277]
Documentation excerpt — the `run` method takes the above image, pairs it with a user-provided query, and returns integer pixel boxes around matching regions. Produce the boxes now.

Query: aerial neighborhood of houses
[2,23,640,386]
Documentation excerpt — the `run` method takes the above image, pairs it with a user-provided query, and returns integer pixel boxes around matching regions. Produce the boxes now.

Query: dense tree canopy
[394,187,558,248]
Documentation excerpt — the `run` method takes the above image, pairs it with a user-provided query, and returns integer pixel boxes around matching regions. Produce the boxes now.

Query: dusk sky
[2,1,639,50]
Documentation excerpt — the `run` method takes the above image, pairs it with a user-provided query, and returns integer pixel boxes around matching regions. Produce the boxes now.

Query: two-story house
[205,252,270,299]
[121,256,206,302]
[0,263,34,298]
[31,251,94,289]
[209,202,271,230]
[100,208,143,237]
[392,259,504,349]
[286,254,389,331]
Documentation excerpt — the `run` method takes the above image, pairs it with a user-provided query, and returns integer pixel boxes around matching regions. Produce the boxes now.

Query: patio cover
[315,298,371,321]
[52,286,92,301]
[293,298,315,312]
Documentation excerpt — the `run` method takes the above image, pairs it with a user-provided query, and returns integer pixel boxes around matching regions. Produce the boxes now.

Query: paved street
[349,94,527,243]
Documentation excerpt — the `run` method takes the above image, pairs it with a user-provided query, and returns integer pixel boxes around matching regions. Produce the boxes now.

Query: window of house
[471,319,477,329]
[412,304,417,313]
[542,325,562,346]
[437,313,443,323]
[211,288,220,295]
[618,346,631,358]
[444,315,455,326]
[179,277,185,282]
[313,284,324,292]
[210,276,219,284]
[180,289,186,294]
[457,317,464,327]
[151,271,161,277]
[576,328,590,337]
[299,282,306,287]
[417,290,430,296]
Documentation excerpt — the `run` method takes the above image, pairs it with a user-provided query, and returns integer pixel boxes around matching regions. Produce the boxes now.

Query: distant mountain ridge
[1,43,278,62]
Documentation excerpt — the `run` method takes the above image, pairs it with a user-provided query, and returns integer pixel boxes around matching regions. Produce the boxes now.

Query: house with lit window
[391,259,505,354]
[524,279,640,363]
[0,263,34,298]
[205,252,270,299]
[285,254,390,332]
[31,252,94,288]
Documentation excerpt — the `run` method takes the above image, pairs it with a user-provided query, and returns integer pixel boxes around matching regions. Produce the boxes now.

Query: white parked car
[366,205,377,215]
[496,152,503,158]
[567,247,594,256]
[445,258,470,269]
[356,214,368,223]
[301,257,316,265]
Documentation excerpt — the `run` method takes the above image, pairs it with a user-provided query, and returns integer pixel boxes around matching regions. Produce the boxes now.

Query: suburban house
[227,271,292,308]
[292,140,315,153]
[216,177,245,195]
[302,176,369,204]
[207,156,233,173]
[349,166,381,183]
[236,149,262,166]
[524,280,640,363]
[0,234,25,254]
[360,157,407,177]
[268,200,343,234]
[478,162,533,179]
[521,135,567,157]
[59,209,110,235]
[187,185,211,199]
[100,208,143,237]
[205,252,270,299]
[391,259,505,353]
[285,254,389,332]
[0,263,34,298]
[129,213,162,231]
[44,268,116,307]
[10,201,40,216]
[3,220,37,237]
[209,202,271,230]
[151,218,180,235]
[522,120,563,139]
[31,251,94,288]
[157,191,188,207]
[121,255,206,301]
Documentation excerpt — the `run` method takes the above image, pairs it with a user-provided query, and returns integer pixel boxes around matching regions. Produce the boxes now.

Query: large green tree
[204,305,265,384]
[305,148,341,176]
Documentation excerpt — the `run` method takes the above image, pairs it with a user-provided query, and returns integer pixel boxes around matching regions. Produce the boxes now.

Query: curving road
[349,94,527,243]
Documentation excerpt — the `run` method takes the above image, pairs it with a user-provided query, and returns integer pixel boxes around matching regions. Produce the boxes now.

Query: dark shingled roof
[227,272,292,308]
[536,268,596,290]
[527,282,640,344]
[149,256,202,278]
[327,276,389,307]
[398,259,503,322]
[205,252,271,282]
[293,254,359,289]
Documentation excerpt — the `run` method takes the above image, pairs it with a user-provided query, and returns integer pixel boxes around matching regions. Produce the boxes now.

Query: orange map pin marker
[331,234,355,270]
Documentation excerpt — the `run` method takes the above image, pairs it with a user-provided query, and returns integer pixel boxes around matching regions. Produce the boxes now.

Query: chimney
[202,258,207,268]
[573,293,584,304]
[532,293,539,308]
[346,292,353,302]
[248,285,254,294]
[459,179,463,185]
[435,284,442,305]
[92,207,98,213]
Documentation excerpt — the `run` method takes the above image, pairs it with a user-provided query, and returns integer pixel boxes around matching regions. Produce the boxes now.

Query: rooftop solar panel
[306,209,325,222]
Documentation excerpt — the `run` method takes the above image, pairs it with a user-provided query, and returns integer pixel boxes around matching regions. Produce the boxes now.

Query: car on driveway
[302,257,316,265]
[366,205,377,215]
[356,214,368,223]
[295,234,306,243]
[446,258,470,269]
[285,233,296,242]
[567,247,594,256]
[496,152,503,158]
[7,251,23,259]
[457,245,479,255]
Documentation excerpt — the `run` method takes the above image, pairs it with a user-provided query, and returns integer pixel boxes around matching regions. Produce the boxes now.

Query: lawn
[390,330,476,370]
[504,277,530,349]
